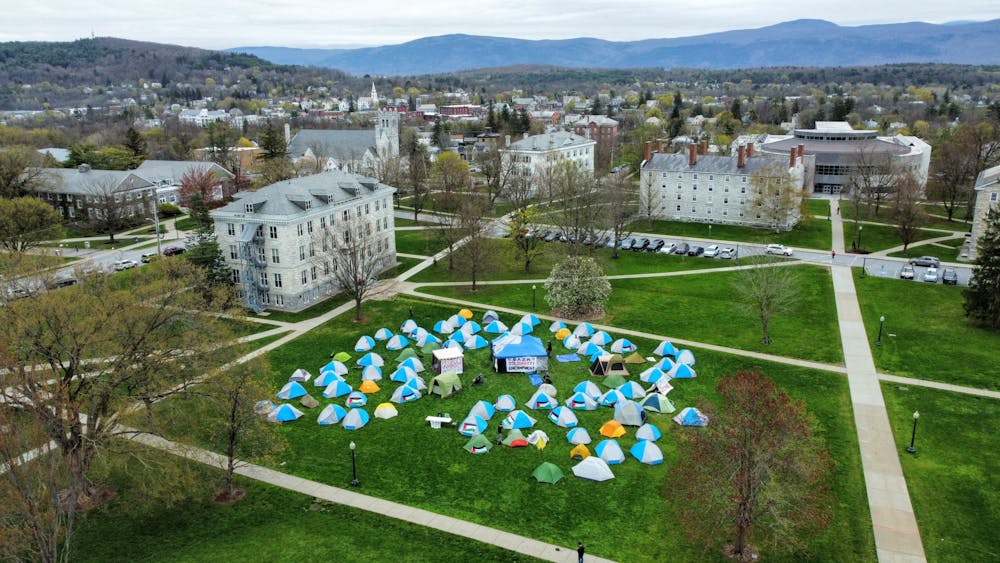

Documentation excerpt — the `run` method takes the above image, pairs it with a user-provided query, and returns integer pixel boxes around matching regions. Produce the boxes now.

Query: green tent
[421,342,441,354]
[333,351,352,362]
[532,462,564,484]
[624,352,646,364]
[502,428,529,447]
[395,348,419,362]
[428,372,462,398]
[601,374,628,389]
[463,434,493,454]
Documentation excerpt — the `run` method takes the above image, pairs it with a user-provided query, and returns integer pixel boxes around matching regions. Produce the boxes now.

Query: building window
[677,194,682,200]
[271,248,280,263]
[992,192,999,202]
[297,224,304,236]
[307,220,314,234]
[259,272,268,287]
[311,266,318,280]
[273,273,283,288]
[301,270,308,285]
[741,186,746,194]
[323,261,330,275]
[365,203,370,214]
[299,245,306,261]
[244,203,254,213]
[231,269,241,283]
[343,210,349,221]
[742,177,748,183]
[676,205,681,211]
[229,245,237,260]
[275,295,284,306]
[227,223,236,236]
[320,217,326,229]
[309,242,315,257]
[269,225,278,238]
[257,247,265,263]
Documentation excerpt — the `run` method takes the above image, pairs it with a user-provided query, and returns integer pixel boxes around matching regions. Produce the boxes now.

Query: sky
[1,1,996,50]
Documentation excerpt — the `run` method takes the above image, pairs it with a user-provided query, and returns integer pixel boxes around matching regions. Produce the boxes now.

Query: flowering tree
[544,256,611,318]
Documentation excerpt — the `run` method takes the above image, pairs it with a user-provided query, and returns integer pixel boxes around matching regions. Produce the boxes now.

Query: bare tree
[306,141,332,174]
[601,171,638,258]
[429,152,470,214]
[638,172,659,228]
[506,171,534,212]
[86,178,137,244]
[551,161,601,253]
[476,142,518,211]
[749,163,803,233]
[507,206,545,272]
[312,211,391,321]
[889,172,926,251]
[848,146,899,218]
[454,199,493,290]
[734,258,799,345]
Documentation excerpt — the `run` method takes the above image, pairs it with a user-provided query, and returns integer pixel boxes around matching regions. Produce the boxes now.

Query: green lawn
[395,229,448,256]
[806,198,831,217]
[630,218,833,251]
[881,384,1000,563]
[886,238,966,262]
[840,201,972,233]
[394,217,437,227]
[856,274,1000,390]
[417,264,842,365]
[246,297,870,562]
[248,292,355,324]
[842,223,942,253]
[174,216,198,231]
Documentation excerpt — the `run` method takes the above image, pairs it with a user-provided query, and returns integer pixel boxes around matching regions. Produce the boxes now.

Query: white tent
[572,456,615,481]
[289,368,311,382]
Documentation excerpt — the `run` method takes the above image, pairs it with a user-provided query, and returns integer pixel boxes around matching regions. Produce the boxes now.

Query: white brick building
[969,164,1000,260]
[502,131,596,178]
[211,171,397,312]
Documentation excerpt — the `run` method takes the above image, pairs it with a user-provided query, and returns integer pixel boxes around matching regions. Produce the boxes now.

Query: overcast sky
[1,1,996,49]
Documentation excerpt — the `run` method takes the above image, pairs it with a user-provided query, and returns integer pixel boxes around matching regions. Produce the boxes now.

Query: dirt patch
[213,487,247,505]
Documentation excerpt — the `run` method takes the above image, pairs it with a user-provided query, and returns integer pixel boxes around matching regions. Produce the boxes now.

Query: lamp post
[876,315,885,346]
[906,411,920,454]
[861,257,867,278]
[349,441,360,486]
[858,224,863,251]
[532,284,537,311]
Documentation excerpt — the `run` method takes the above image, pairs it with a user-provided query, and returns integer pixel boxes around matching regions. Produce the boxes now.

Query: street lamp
[906,411,920,454]
[532,285,537,311]
[857,224,863,251]
[876,315,885,346]
[861,257,867,279]
[349,441,360,486]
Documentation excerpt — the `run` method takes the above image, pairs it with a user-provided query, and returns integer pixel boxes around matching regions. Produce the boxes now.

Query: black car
[942,268,958,285]
[688,245,705,256]
[673,242,690,255]
[632,238,649,251]
[163,246,186,256]
[651,239,665,252]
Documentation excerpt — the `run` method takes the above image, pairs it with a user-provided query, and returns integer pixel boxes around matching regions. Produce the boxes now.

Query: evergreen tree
[259,121,287,160]
[730,98,743,121]
[123,126,148,159]
[486,101,497,132]
[964,207,1000,329]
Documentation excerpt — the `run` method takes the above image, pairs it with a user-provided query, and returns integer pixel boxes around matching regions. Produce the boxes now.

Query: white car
[718,247,737,259]
[113,259,139,271]
[923,267,939,283]
[657,242,677,254]
[703,245,720,257]
[765,244,794,256]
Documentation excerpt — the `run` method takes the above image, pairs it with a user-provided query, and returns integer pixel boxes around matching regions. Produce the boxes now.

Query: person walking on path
[831,250,836,262]
[577,542,585,562]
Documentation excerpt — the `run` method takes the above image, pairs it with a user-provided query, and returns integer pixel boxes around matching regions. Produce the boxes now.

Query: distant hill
[229,19,1000,76]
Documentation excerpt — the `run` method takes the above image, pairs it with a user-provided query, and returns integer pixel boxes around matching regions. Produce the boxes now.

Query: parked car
[718,247,737,259]
[941,268,958,285]
[765,244,794,256]
[688,245,705,257]
[658,242,677,254]
[650,239,665,252]
[163,246,186,256]
[544,231,559,243]
[909,256,940,267]
[634,238,651,251]
[140,252,159,263]
[113,259,139,271]
[619,237,634,250]
[45,276,78,289]
[923,267,940,283]
[703,245,720,258]
[673,242,690,255]
[899,264,915,280]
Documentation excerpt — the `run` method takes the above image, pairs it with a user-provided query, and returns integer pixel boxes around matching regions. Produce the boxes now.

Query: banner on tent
[504,356,542,373]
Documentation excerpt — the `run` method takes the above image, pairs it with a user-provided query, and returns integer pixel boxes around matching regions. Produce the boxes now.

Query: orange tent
[555,328,571,340]
[570,443,591,460]
[359,380,380,394]
[459,308,474,320]
[600,420,626,438]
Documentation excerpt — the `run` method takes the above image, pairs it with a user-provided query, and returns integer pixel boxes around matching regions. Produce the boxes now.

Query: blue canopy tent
[492,334,548,373]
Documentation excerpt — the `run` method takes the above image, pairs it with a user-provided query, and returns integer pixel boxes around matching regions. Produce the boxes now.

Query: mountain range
[229,19,1000,76]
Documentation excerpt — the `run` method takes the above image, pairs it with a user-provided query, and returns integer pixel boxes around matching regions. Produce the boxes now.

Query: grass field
[395,229,449,256]
[856,274,1000,390]
[886,237,966,262]
[630,217,833,251]
[840,201,972,233]
[416,264,842,365]
[881,384,1000,563]
[806,198,831,217]
[394,217,438,227]
[842,222,942,253]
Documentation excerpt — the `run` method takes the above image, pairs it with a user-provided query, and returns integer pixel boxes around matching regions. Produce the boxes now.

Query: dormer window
[244,203,254,213]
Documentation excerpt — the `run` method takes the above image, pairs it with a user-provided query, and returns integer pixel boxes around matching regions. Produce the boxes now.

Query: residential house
[968,164,1000,261]
[34,165,156,222]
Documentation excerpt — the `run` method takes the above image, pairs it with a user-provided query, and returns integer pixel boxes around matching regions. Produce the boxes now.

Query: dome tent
[317,404,348,425]
[629,440,664,465]
[572,456,614,481]
[595,439,626,465]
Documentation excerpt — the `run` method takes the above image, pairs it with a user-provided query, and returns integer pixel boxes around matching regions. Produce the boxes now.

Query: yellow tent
[600,420,626,438]
[459,308,474,320]
[570,443,591,460]
[373,402,398,419]
[555,328,571,340]
[359,380,381,394]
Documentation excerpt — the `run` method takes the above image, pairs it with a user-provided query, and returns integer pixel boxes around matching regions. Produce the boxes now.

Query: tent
[526,429,549,450]
[656,357,676,373]
[373,327,394,341]
[572,457,614,481]
[428,372,462,398]
[502,428,529,447]
[459,415,488,436]
[399,357,424,372]
[674,407,709,427]
[565,392,599,411]
[614,401,647,426]
[433,320,454,334]
[566,427,592,445]
[651,377,675,396]
[610,338,636,354]
[361,365,383,381]
[317,404,348,425]
[617,381,647,400]
[589,330,613,346]
[403,376,427,391]
[600,389,627,407]
[410,327,430,342]
[461,321,482,335]
[624,352,646,364]
[390,385,421,404]
[578,341,605,358]
[463,434,493,454]
[653,340,676,357]
[525,390,557,410]
[432,347,464,374]
[518,313,539,327]
[373,403,398,420]
[641,393,676,414]
[332,351,352,363]
[277,381,308,400]
[342,408,370,430]
[501,410,536,430]
[268,404,303,423]
[601,374,628,389]
[320,360,349,377]
[670,364,697,379]
[639,366,666,384]
[386,334,410,351]
[484,320,508,334]
[562,334,582,350]
[532,462,564,484]
[510,321,533,336]
[595,439,626,465]
[492,334,548,374]
[675,349,696,365]
[458,308,474,320]
[554,328,571,340]
[600,419,627,438]
[573,381,602,399]
[354,335,376,352]
[322,380,352,399]
[390,366,418,383]
[414,331,440,347]
[447,313,467,328]
[468,400,496,420]
[495,394,517,412]
[345,391,368,408]
[538,383,558,398]
[289,368,311,383]
[357,352,384,367]
[421,342,441,354]
[573,322,595,338]
[464,335,489,350]
[446,332,466,346]
[359,380,380,394]
[636,423,662,442]
[570,443,592,460]
[395,348,418,363]
[255,400,275,415]
[549,320,567,333]
[400,319,418,334]
[590,354,630,377]
[629,440,664,465]
[482,310,500,324]
[313,371,344,388]
[547,406,579,428]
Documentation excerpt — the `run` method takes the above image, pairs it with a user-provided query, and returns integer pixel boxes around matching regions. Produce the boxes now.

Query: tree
[734,257,800,344]
[929,121,1000,221]
[178,167,221,206]
[0,145,48,198]
[257,121,292,185]
[550,161,600,253]
[638,172,659,228]
[749,163,803,232]
[429,151,470,213]
[964,207,1000,329]
[122,126,148,160]
[86,178,135,244]
[400,128,430,221]
[667,370,833,561]
[507,207,545,273]
[0,196,62,252]
[601,171,638,258]
[544,256,611,319]
[454,198,493,290]
[889,173,926,251]
[476,142,517,210]
[848,146,899,218]
[312,211,391,321]
[184,193,230,296]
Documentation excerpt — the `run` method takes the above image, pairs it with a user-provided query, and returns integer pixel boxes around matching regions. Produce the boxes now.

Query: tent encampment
[525,389,557,410]
[572,456,614,481]
[373,403,398,420]
[492,334,548,374]
[565,392,598,411]
[317,404,348,425]
[566,427,592,445]
[341,408,370,430]
[614,400,647,426]
[532,462,564,484]
[547,406,579,428]
[590,354,630,377]
[495,394,517,412]
[463,434,493,454]
[595,439,626,465]
[277,381,308,400]
[501,410,536,430]
[428,372,462,397]
[674,407,709,427]
[431,347,464,375]
[636,423,662,442]
[459,415,488,436]
[390,385,421,404]
[600,419,627,438]
[268,404,303,423]
[629,440,664,465]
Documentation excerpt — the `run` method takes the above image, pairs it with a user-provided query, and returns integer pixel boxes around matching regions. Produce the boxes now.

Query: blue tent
[320,360,348,376]
[342,408,370,430]
[461,321,483,335]
[600,389,626,407]
[525,390,557,410]
[448,330,467,344]
[317,404,348,425]
[447,314,466,328]
[464,335,489,350]
[617,381,647,400]
[562,334,582,350]
[493,334,546,358]
[482,310,500,324]
[578,342,604,357]
[433,320,455,334]
[345,391,368,408]
[268,403,303,422]
[373,328,393,341]
[674,407,709,427]
[547,406,579,428]
[354,335,376,352]
[390,366,417,383]
[357,352,384,367]
[361,365,383,381]
[277,381,308,400]
[390,385,420,404]
[595,439,626,465]
[589,330,613,346]
[459,415,488,436]
[484,320,508,334]
[403,376,426,392]
[653,340,676,357]
[671,364,697,379]
[501,410,537,430]
[520,313,541,327]
[675,349,696,366]
[400,319,418,333]
[495,394,517,412]
[639,366,666,384]
[641,393,676,414]
[573,380,602,399]
[398,357,424,372]
[469,400,497,420]
[636,423,662,442]
[386,334,410,351]
[629,440,664,465]
[566,427,592,445]
[313,371,344,387]
[573,322,595,337]
[656,357,676,372]
[549,320,567,333]
[565,391,598,411]
[322,380,353,399]
[510,321,533,335]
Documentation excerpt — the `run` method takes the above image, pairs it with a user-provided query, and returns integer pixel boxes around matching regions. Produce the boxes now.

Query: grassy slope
[886,238,965,261]
[395,229,449,256]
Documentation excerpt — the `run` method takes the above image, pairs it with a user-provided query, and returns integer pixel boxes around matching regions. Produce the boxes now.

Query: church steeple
[371,82,379,109]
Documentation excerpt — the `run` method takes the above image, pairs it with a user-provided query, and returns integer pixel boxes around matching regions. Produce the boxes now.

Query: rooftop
[213,170,393,219]
[643,153,784,175]
[505,131,595,152]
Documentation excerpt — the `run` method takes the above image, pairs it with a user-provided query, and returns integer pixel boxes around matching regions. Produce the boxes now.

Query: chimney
[746,142,754,157]
[657,139,664,153]
[737,145,745,168]
[688,144,697,166]
[505,134,511,147]
[644,141,652,162]
[790,147,797,168]
[797,143,805,158]
[700,140,708,155]
[78,163,91,173]
[284,123,291,145]
[523,132,529,140]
